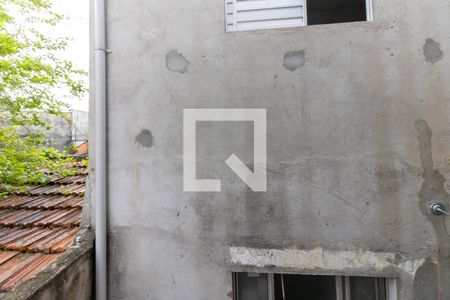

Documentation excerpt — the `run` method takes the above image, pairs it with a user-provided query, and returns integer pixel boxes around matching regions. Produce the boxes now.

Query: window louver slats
[226,0,306,32]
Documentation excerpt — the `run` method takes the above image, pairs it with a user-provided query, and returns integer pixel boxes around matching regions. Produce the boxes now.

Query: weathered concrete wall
[100,0,450,299]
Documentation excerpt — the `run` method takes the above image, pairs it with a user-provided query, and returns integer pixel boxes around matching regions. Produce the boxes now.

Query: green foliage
[63,143,77,154]
[0,0,87,194]
[0,126,75,192]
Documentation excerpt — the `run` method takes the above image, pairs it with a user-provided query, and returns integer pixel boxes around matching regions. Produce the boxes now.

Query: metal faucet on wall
[430,202,450,216]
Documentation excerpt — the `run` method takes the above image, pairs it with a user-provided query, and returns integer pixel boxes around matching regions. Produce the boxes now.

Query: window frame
[225,0,374,32]
[232,272,397,300]
[366,0,374,21]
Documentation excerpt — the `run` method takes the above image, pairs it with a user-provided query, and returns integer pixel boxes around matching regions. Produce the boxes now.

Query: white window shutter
[226,0,306,32]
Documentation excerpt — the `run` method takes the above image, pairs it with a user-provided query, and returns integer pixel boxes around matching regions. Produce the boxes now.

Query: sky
[48,1,90,112]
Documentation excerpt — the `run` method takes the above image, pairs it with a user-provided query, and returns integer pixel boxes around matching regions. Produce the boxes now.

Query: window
[225,0,307,32]
[225,0,373,32]
[307,0,369,25]
[232,272,397,300]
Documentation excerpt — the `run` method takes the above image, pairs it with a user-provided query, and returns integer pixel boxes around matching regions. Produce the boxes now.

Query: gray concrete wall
[100,0,450,299]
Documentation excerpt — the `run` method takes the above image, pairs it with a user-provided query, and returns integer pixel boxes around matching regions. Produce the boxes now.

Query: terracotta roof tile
[0,163,87,293]
[28,228,78,254]
[0,196,38,209]
[0,228,38,246]
[52,209,82,227]
[0,211,43,227]
[0,209,80,227]
[22,183,85,196]
[0,228,39,248]
[33,209,77,227]
[0,252,57,292]
[0,195,84,210]
[26,228,67,253]
[12,210,52,227]
[55,195,84,209]
[51,175,87,185]
[3,228,54,252]
[0,253,41,289]
[0,251,19,265]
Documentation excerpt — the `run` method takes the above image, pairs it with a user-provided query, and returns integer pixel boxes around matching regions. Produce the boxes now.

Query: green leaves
[0,127,75,192]
[0,0,87,194]
[0,0,87,123]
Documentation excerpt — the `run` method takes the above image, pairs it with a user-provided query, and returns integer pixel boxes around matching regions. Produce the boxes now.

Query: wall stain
[415,119,450,299]
[166,50,189,73]
[413,257,439,300]
[423,39,444,64]
[136,129,154,148]
[283,50,305,71]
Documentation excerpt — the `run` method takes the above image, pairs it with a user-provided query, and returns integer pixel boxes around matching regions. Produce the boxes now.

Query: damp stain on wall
[423,39,444,64]
[415,119,450,298]
[136,129,154,148]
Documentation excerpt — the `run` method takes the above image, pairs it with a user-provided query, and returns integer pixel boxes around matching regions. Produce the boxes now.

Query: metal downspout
[94,0,107,298]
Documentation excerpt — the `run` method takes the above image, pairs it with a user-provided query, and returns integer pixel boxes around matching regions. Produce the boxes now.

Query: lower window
[232,272,397,300]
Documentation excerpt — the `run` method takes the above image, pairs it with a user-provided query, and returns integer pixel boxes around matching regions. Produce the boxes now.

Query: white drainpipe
[94,0,107,298]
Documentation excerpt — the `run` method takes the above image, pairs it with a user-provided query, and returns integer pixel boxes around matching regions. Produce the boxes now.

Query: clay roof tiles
[0,162,87,292]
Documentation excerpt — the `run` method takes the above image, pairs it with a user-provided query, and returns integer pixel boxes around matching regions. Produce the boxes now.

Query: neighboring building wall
[99,0,450,299]
[71,110,89,147]
[12,111,88,150]
[34,113,72,150]
[1,113,71,150]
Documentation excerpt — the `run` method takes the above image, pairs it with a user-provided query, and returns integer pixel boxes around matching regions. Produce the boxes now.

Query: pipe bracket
[94,48,113,54]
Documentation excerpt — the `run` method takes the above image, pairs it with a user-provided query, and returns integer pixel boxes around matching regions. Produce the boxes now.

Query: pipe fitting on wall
[430,202,450,216]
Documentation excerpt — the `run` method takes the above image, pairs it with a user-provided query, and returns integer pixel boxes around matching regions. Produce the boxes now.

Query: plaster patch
[423,39,443,63]
[230,247,424,277]
[398,258,426,277]
[166,50,189,73]
[283,50,305,71]
[136,129,153,148]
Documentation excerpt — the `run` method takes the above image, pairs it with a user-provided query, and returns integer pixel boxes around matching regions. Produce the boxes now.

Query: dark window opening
[348,277,387,300]
[234,273,269,300]
[233,272,394,300]
[307,0,367,25]
[274,274,336,300]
